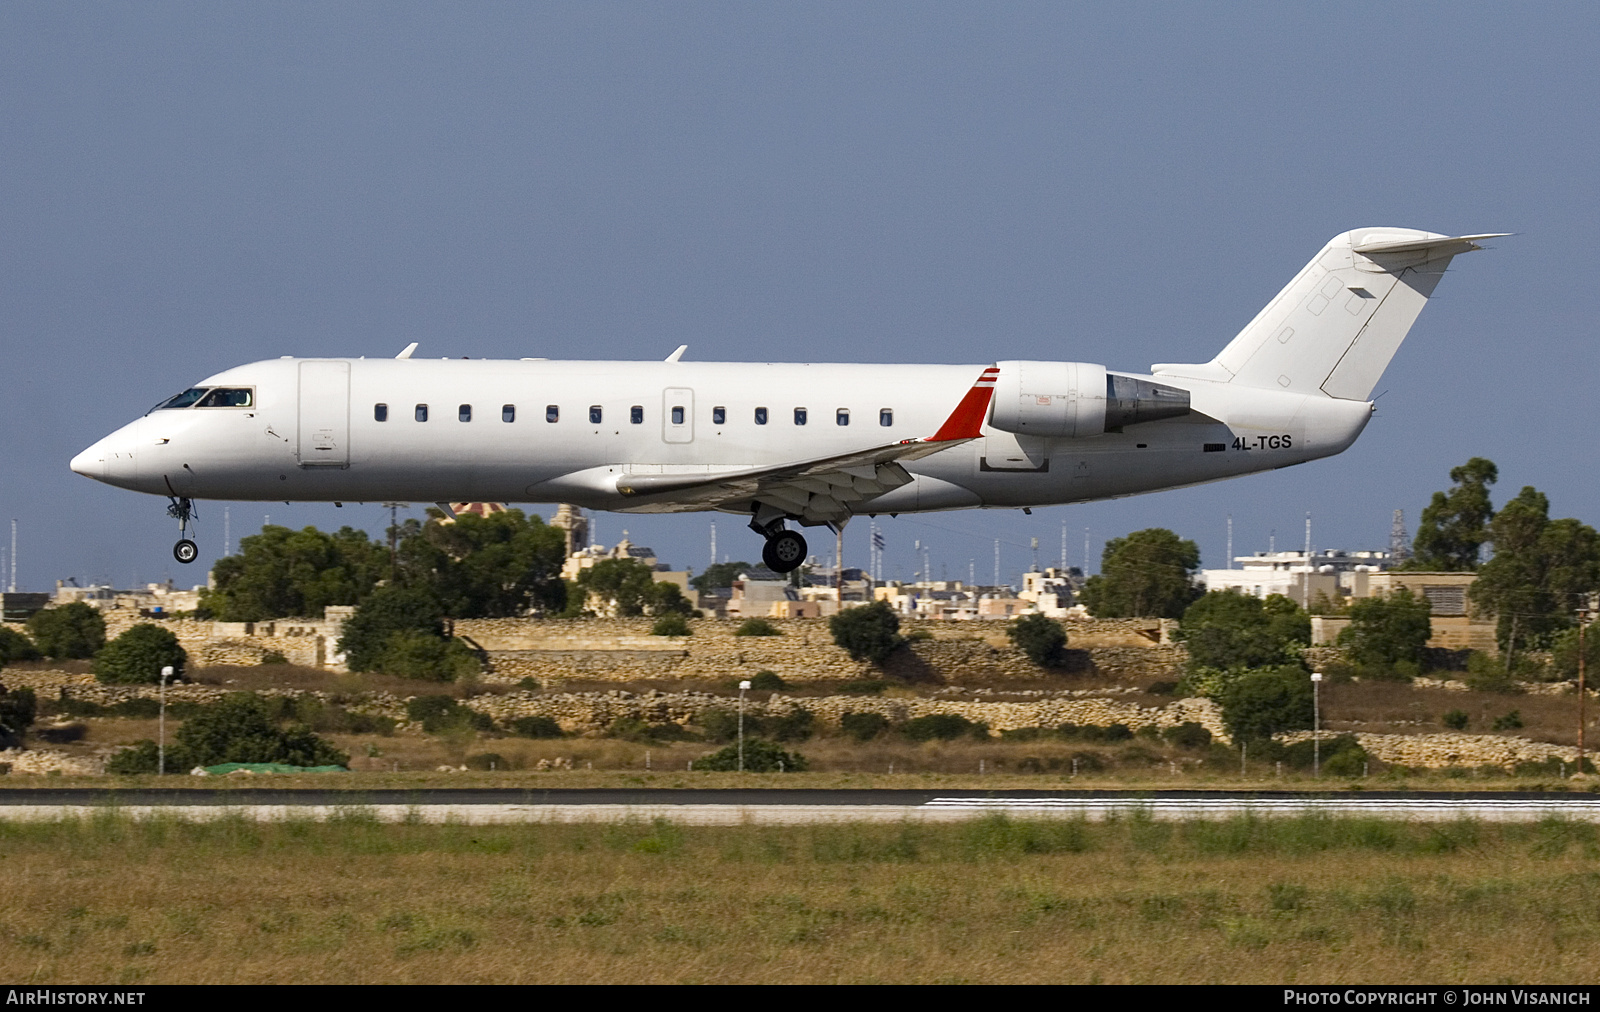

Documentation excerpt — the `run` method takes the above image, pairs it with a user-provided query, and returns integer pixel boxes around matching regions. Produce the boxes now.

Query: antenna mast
[1390,509,1411,564]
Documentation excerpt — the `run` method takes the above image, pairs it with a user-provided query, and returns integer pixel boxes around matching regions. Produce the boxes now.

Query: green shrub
[766,707,814,742]
[836,679,889,696]
[108,698,162,719]
[828,601,903,665]
[1441,709,1470,731]
[1322,747,1368,778]
[1103,723,1133,742]
[1145,681,1178,696]
[1336,587,1432,672]
[1217,665,1314,743]
[1280,735,1363,772]
[1464,650,1523,693]
[900,713,988,742]
[170,693,348,769]
[1006,614,1068,667]
[1162,722,1213,750]
[694,708,741,743]
[105,740,162,775]
[840,711,890,741]
[1000,727,1049,742]
[27,602,105,660]
[405,695,492,734]
[0,627,40,663]
[1491,710,1524,731]
[695,738,807,772]
[1178,590,1309,672]
[650,613,692,637]
[0,686,37,748]
[516,677,541,690]
[747,670,786,691]
[338,585,447,673]
[259,651,288,665]
[375,629,480,681]
[734,619,782,637]
[93,625,187,685]
[606,716,696,743]
[510,715,564,739]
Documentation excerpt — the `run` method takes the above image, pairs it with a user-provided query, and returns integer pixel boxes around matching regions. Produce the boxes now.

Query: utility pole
[8,519,16,592]
[1227,514,1233,569]
[993,539,1000,589]
[224,507,231,557]
[1580,617,1588,776]
[1060,517,1067,571]
[709,519,716,570]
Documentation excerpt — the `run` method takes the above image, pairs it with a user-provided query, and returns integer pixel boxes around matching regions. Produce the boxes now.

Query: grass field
[2,812,1598,984]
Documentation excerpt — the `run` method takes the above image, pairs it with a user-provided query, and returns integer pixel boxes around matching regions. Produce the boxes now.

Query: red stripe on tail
[929,366,1000,442]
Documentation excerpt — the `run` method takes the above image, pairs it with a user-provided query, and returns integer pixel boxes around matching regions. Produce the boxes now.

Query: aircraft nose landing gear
[166,495,199,564]
[750,510,807,574]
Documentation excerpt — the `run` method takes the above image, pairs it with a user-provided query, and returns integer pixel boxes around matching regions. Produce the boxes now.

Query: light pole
[1310,672,1323,778]
[158,665,175,776]
[738,679,751,772]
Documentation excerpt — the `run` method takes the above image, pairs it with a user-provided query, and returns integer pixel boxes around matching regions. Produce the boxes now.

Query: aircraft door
[662,387,694,444]
[298,360,350,468]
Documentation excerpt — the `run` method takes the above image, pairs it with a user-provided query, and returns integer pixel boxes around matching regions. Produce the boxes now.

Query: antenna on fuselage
[395,343,418,360]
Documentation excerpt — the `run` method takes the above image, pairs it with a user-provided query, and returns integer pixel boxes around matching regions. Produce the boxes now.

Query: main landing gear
[750,511,807,574]
[167,495,198,564]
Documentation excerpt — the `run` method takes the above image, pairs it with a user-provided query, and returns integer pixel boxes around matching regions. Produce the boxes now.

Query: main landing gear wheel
[762,530,807,574]
[173,539,199,564]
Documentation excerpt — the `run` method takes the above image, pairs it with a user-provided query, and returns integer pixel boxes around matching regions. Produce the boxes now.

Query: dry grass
[1324,681,1589,745]
[1,813,1598,984]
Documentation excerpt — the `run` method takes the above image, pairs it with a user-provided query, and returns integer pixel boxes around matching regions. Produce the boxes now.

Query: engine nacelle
[989,361,1190,438]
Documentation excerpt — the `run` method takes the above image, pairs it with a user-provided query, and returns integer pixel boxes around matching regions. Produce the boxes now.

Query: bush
[406,695,492,734]
[839,711,890,741]
[694,708,741,743]
[374,629,480,681]
[259,651,288,665]
[0,685,37,748]
[27,603,106,660]
[1162,722,1213,750]
[1337,587,1432,675]
[93,624,187,685]
[1178,591,1309,673]
[1492,710,1524,731]
[828,601,903,665]
[1145,681,1178,696]
[766,707,814,742]
[650,613,692,636]
[1103,723,1133,742]
[1007,614,1068,667]
[510,715,564,739]
[1217,665,1314,744]
[747,670,786,691]
[172,693,348,769]
[900,713,988,742]
[734,619,782,637]
[105,740,163,775]
[606,716,696,743]
[0,628,40,663]
[338,585,447,673]
[1441,709,1470,731]
[694,738,807,772]
[836,679,889,696]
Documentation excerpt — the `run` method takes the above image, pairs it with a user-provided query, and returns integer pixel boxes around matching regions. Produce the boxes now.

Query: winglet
[665,344,688,363]
[928,366,1000,441]
[396,342,418,360]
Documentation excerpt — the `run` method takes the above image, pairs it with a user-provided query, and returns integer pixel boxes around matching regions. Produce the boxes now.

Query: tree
[828,601,904,665]
[1408,457,1498,570]
[396,508,568,617]
[1336,587,1432,674]
[691,561,757,593]
[0,628,39,663]
[572,558,690,617]
[27,602,106,660]
[202,525,388,621]
[1178,591,1309,672]
[1079,529,1201,618]
[1217,665,1314,743]
[695,738,807,772]
[1551,621,1600,683]
[93,624,188,684]
[1470,486,1600,666]
[337,584,477,679]
[1007,613,1068,667]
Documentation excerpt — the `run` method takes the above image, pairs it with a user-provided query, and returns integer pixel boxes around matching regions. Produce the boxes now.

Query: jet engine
[989,360,1190,438]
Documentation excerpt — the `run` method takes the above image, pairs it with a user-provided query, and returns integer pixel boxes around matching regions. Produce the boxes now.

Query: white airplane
[71,228,1502,574]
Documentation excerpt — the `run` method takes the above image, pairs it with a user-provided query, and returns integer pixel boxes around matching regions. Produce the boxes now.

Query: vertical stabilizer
[1152,229,1503,400]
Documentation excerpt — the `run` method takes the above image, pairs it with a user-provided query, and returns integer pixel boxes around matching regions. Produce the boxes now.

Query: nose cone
[70,439,107,480]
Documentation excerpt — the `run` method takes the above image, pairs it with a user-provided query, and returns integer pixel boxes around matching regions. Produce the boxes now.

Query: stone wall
[1278,730,1582,769]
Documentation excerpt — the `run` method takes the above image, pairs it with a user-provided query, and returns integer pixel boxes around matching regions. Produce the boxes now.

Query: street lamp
[1310,672,1324,778]
[158,665,175,776]
[737,680,751,772]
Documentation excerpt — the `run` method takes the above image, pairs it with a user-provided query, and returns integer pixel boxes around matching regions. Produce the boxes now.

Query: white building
[1199,550,1390,607]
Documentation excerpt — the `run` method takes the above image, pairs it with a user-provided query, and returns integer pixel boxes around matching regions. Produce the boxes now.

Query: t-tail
[1152,228,1506,399]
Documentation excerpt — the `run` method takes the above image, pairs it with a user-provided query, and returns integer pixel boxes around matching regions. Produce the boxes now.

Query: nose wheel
[760,530,807,574]
[165,494,199,565]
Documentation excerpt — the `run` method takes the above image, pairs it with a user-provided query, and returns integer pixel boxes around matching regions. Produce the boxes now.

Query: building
[1200,550,1391,607]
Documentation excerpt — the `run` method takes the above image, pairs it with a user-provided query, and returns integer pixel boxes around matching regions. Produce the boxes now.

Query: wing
[614,365,998,525]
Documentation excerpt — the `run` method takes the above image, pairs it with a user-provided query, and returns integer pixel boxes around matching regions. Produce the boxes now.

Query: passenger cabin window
[836,409,849,426]
[374,404,388,422]
[502,404,515,422]
[459,404,472,422]
[153,388,209,411]
[880,409,893,427]
[589,406,602,424]
[671,406,685,425]
[794,408,807,426]
[712,406,726,425]
[546,405,559,423]
[415,404,428,422]
[197,388,253,408]
[754,407,768,425]
[630,405,644,425]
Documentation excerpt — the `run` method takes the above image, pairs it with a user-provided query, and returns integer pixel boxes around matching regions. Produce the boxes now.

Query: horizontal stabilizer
[1352,233,1509,255]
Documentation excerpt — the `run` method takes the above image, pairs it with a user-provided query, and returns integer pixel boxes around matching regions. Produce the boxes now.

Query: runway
[2,788,1599,824]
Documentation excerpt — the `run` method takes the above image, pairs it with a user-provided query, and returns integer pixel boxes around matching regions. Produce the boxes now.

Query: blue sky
[3,3,1596,590]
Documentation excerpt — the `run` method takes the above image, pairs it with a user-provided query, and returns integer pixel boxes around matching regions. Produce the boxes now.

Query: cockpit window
[153,388,209,411]
[197,388,253,408]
